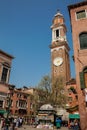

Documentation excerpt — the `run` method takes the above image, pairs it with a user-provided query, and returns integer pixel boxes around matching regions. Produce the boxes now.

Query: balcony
[18,106,27,110]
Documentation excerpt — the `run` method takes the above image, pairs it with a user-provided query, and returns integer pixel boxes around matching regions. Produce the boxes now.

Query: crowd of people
[0,116,81,130]
[68,119,80,130]
[0,117,23,130]
[55,117,80,130]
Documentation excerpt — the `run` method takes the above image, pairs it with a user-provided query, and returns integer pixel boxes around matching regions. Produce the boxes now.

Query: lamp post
[6,93,11,118]
[4,91,12,130]
[6,85,15,118]
[5,85,15,130]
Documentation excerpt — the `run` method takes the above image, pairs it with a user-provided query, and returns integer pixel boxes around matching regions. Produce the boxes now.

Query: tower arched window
[79,32,87,49]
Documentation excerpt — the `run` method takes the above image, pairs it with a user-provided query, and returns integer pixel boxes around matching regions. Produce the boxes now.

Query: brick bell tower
[50,10,71,87]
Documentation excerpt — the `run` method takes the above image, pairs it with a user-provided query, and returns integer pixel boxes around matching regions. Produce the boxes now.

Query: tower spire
[57,9,60,13]
[55,9,63,17]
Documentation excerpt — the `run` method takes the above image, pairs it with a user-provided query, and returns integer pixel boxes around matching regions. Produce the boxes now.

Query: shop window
[79,32,87,49]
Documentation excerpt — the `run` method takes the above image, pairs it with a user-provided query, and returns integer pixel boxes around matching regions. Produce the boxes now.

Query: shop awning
[0,110,7,114]
[66,105,78,112]
[69,114,80,119]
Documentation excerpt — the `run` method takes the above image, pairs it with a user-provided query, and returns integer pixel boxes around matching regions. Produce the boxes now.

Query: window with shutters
[84,68,87,88]
[79,72,85,89]
[79,32,87,49]
[80,67,87,89]
[1,67,9,83]
[76,10,86,20]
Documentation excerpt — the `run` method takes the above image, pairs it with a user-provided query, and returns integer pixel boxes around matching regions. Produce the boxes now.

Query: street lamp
[4,85,15,129]
[6,85,15,118]
[6,93,11,118]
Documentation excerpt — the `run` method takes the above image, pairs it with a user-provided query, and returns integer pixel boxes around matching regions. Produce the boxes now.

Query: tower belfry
[50,10,71,86]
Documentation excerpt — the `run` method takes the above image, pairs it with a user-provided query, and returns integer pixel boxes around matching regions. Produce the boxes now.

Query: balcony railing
[18,106,27,109]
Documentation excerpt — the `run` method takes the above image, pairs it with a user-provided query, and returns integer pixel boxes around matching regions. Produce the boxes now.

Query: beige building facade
[0,50,14,115]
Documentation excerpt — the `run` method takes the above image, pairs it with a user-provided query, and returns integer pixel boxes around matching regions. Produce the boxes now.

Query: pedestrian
[56,118,61,129]
[0,118,5,130]
[68,122,71,130]
[70,120,74,129]
[13,118,17,128]
[19,117,23,127]
[74,119,79,130]
[15,118,20,130]
[4,118,10,130]
[9,123,14,130]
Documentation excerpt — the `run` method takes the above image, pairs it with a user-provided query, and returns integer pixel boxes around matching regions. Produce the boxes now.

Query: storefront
[69,113,80,123]
[0,110,7,117]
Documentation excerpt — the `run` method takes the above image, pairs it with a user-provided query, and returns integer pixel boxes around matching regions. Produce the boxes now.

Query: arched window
[79,32,87,49]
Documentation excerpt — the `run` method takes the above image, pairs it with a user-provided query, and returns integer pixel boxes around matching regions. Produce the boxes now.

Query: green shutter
[80,33,87,49]
[79,72,85,89]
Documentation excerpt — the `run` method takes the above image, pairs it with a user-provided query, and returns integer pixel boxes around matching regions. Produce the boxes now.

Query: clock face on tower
[53,57,63,66]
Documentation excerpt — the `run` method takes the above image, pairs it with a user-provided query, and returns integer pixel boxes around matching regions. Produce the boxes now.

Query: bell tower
[50,10,71,86]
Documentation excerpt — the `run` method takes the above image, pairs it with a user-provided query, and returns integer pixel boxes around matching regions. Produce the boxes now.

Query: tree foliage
[36,75,67,108]
[37,75,52,105]
[52,77,67,107]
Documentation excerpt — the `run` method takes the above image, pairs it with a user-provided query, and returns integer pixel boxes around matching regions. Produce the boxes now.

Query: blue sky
[0,0,83,88]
